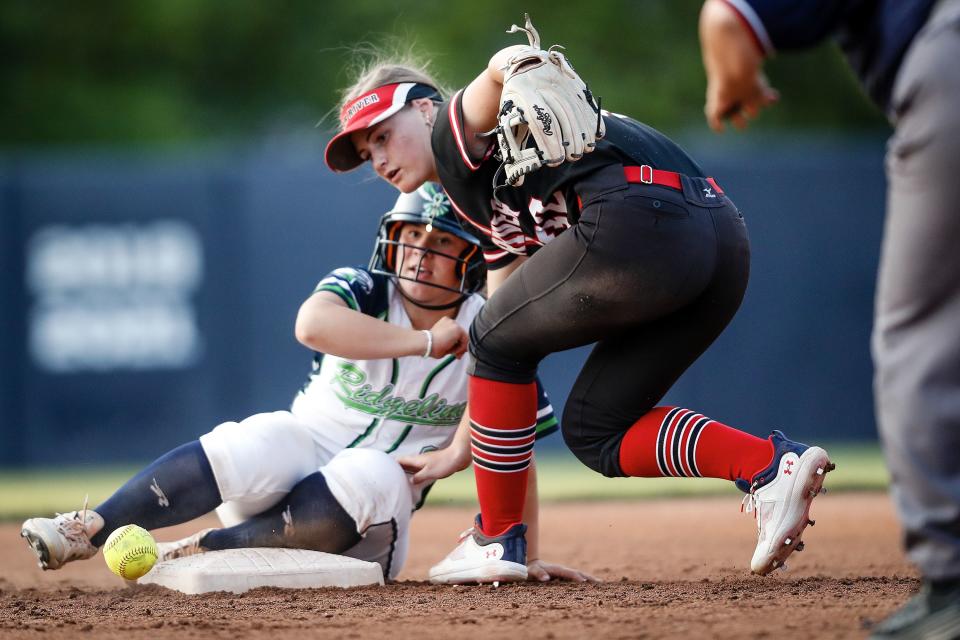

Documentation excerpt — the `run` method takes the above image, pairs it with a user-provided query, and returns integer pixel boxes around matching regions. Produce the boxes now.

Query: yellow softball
[103,524,158,580]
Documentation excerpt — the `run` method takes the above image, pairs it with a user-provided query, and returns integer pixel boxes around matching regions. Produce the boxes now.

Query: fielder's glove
[494,14,604,187]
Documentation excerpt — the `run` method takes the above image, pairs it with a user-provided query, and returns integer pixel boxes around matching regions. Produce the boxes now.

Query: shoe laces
[170,538,199,558]
[161,528,214,560]
[55,495,93,545]
[740,483,764,533]
[456,526,476,543]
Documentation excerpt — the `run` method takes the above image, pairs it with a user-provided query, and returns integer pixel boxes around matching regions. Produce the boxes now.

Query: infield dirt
[0,493,915,639]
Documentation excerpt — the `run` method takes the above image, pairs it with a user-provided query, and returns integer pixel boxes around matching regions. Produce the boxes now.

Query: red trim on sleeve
[449,90,482,171]
[719,0,768,57]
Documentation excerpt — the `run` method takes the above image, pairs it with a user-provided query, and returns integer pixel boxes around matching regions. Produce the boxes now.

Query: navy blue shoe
[739,431,835,575]
[428,514,527,584]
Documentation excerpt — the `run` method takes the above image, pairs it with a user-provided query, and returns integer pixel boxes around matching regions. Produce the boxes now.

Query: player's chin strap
[394,280,467,311]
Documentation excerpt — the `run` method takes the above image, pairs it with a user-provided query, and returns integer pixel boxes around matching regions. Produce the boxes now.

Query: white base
[137,548,384,594]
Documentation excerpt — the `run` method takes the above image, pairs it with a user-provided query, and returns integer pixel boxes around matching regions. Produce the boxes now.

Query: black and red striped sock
[618,406,773,482]
[469,375,536,537]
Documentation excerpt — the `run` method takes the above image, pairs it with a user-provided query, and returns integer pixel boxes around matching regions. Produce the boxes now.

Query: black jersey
[432,90,705,269]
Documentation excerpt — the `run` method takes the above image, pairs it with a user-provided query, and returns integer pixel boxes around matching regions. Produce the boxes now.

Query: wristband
[421,330,433,358]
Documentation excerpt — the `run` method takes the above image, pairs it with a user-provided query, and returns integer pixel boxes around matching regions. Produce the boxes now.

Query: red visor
[324,82,437,173]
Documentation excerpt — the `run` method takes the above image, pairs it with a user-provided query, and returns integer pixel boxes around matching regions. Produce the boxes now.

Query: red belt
[623,165,724,195]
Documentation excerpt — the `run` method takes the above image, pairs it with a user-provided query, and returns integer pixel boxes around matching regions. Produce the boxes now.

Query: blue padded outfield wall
[0,135,887,466]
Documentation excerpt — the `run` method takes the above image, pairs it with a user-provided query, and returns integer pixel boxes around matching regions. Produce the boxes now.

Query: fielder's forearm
[486,45,529,84]
[460,45,528,156]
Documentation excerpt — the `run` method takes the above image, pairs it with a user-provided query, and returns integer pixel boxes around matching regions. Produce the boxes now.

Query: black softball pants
[468,165,751,477]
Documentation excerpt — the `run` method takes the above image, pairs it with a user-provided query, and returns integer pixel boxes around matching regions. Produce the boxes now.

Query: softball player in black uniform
[326,21,834,583]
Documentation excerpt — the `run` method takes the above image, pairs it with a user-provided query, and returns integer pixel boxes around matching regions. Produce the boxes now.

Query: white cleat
[428,516,528,585]
[156,528,217,562]
[21,505,104,570]
[741,431,835,576]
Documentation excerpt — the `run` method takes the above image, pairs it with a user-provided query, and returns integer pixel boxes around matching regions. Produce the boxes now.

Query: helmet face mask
[379,233,480,296]
[370,184,485,307]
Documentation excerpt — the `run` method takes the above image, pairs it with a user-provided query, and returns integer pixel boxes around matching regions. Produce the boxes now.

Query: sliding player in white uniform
[20,185,588,582]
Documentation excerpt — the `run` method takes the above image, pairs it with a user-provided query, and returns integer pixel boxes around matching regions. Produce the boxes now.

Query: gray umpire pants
[874,0,960,581]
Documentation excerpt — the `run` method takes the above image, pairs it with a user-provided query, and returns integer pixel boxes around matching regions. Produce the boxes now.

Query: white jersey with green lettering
[289,267,558,462]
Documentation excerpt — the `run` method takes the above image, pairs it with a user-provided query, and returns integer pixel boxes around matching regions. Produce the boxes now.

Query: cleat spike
[796,541,805,552]
[784,537,792,546]
[816,467,824,475]
[809,489,818,498]
[825,462,836,472]
[808,519,816,526]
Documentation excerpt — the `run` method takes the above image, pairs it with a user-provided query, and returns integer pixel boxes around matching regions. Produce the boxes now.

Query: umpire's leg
[874,0,960,582]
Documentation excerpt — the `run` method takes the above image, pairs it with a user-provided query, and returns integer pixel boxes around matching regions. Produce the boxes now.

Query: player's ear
[411,98,436,126]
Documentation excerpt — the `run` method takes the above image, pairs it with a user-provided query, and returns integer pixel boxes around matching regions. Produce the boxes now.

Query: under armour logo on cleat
[784,460,795,475]
[485,550,499,559]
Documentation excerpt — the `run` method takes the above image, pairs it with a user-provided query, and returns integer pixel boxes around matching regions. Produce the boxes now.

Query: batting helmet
[369,183,485,305]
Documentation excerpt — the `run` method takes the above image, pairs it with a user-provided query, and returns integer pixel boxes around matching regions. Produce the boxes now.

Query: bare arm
[395,259,526,478]
[699,0,778,132]
[398,407,472,482]
[295,292,466,360]
[460,45,530,157]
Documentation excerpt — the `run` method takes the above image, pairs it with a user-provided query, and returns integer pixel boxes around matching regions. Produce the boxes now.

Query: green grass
[0,443,889,520]
[0,464,144,522]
